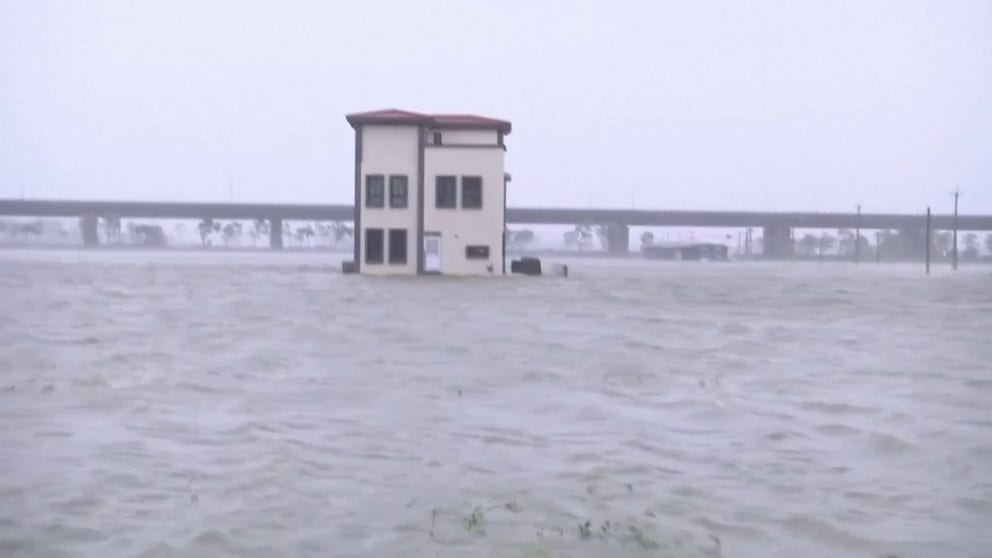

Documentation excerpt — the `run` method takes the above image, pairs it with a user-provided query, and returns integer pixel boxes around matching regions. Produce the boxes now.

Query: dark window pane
[388,229,407,264]
[433,132,442,145]
[436,176,456,208]
[462,176,482,209]
[466,245,489,259]
[365,175,384,208]
[365,228,384,263]
[389,175,408,208]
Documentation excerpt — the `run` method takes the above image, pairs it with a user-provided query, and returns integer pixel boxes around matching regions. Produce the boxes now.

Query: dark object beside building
[341,261,358,274]
[510,257,542,275]
[642,243,729,261]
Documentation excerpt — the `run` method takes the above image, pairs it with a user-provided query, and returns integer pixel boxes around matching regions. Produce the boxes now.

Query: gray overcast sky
[1,0,990,213]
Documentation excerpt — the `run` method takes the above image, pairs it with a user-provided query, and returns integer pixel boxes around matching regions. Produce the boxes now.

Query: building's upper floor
[346,108,511,150]
[347,109,510,215]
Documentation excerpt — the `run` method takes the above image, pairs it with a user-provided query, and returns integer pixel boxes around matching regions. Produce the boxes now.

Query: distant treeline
[505,223,992,261]
[0,217,354,249]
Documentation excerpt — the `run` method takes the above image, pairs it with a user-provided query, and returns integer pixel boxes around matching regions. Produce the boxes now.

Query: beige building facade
[346,109,511,276]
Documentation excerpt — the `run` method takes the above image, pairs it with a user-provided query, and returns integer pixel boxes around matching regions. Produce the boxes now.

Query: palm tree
[282,223,294,247]
[222,222,242,246]
[131,224,167,246]
[640,231,654,248]
[197,218,220,246]
[249,219,269,247]
[594,225,609,251]
[574,224,593,250]
[507,229,535,248]
[314,223,330,246]
[330,221,352,243]
[102,216,122,244]
[296,225,315,247]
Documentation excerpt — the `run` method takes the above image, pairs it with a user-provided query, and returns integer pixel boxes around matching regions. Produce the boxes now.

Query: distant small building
[642,243,729,261]
[346,109,511,276]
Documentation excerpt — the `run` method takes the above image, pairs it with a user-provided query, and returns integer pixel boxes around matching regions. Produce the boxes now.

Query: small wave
[799,400,876,415]
[187,529,233,549]
[964,378,992,389]
[41,523,108,543]
[67,336,101,345]
[3,251,990,557]
[32,429,75,438]
[814,423,861,437]
[95,287,133,299]
[719,321,751,335]
[866,432,918,455]
[777,514,873,549]
[765,429,810,441]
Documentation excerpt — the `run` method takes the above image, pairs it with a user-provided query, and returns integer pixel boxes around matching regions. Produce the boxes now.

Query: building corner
[353,126,363,273]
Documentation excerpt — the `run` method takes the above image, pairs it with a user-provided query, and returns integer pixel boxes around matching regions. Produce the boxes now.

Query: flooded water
[1,250,990,558]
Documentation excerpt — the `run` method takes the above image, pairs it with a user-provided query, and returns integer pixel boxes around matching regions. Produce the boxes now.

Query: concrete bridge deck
[2,198,989,230]
[2,198,989,256]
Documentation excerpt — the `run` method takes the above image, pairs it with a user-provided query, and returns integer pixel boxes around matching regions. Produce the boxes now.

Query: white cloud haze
[1,0,990,213]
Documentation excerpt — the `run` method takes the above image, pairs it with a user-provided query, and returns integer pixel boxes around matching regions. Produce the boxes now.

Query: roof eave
[346,116,431,129]
[430,122,512,134]
[345,110,512,134]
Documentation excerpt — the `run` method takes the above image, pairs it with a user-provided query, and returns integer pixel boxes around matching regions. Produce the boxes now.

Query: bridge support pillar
[269,218,283,249]
[762,226,794,259]
[80,215,100,247]
[605,224,629,254]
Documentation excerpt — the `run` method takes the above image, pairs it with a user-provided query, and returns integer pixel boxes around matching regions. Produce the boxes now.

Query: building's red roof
[346,109,511,134]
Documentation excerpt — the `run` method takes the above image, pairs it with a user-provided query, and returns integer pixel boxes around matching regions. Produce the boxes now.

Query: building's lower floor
[360,226,503,276]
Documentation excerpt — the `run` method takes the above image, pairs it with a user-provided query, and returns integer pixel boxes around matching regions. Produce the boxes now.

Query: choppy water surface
[1,250,990,558]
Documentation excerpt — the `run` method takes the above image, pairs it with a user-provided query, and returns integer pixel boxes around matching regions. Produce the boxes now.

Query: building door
[424,232,442,274]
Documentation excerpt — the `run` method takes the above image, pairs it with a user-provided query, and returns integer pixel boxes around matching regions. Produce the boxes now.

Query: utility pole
[855,203,861,265]
[925,207,932,275]
[951,189,960,271]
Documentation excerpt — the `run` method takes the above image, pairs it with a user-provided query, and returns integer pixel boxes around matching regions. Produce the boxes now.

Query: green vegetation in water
[464,507,485,533]
[438,492,721,554]
[462,501,523,534]
[575,518,660,549]
[578,520,592,540]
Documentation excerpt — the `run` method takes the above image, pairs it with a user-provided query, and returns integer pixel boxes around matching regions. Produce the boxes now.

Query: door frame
[423,231,442,275]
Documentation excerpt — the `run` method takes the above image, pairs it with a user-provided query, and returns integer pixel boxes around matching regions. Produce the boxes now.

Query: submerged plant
[578,520,592,539]
[464,507,485,532]
[629,525,659,549]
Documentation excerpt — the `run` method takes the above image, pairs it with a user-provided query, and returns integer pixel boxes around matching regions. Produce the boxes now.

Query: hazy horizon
[2,1,990,214]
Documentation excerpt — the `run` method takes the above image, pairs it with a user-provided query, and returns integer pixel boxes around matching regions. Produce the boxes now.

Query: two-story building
[346,108,511,276]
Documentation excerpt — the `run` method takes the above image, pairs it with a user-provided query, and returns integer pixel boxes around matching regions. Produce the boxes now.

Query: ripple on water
[1,253,990,557]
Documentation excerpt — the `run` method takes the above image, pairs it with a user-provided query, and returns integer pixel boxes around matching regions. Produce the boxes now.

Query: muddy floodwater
[1,250,990,558]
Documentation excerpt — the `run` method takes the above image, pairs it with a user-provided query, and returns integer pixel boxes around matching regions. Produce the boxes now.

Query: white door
[424,232,442,273]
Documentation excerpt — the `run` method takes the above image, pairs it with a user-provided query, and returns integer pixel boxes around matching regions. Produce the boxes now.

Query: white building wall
[423,146,506,276]
[359,125,419,275]
[429,129,499,146]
